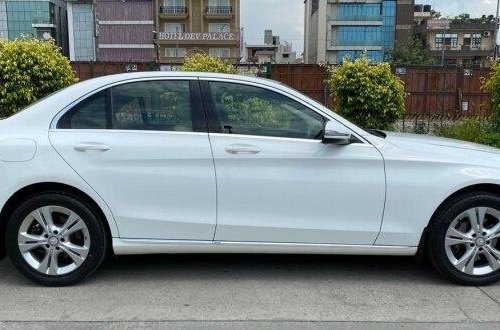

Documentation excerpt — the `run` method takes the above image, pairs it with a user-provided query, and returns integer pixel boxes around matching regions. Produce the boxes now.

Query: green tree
[0,38,77,117]
[452,13,495,24]
[386,38,434,66]
[483,61,500,129]
[181,53,237,74]
[325,56,407,130]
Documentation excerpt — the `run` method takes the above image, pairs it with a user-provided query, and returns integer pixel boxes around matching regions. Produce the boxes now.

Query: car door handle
[74,143,111,152]
[225,144,261,155]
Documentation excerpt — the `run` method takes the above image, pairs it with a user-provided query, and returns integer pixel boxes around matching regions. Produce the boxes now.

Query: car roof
[79,71,278,87]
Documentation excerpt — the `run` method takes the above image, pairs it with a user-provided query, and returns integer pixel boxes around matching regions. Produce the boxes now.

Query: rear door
[49,79,217,241]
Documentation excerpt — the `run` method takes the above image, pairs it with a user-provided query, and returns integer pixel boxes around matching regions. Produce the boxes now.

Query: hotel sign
[158,32,238,41]
[427,19,450,30]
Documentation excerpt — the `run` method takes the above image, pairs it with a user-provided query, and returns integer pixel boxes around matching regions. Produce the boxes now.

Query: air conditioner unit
[483,31,491,37]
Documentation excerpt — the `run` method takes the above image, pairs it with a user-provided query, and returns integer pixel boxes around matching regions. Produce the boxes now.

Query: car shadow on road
[85,253,448,286]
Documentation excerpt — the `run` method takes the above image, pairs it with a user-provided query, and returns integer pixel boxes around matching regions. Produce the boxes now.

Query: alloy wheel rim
[445,207,500,276]
[17,206,90,276]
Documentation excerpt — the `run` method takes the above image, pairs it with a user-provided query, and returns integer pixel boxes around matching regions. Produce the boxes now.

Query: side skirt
[112,238,417,256]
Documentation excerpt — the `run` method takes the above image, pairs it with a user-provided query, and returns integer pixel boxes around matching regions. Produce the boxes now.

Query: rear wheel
[5,192,107,286]
[428,192,500,285]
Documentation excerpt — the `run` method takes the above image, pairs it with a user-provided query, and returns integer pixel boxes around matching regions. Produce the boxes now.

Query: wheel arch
[0,182,115,259]
[416,183,500,259]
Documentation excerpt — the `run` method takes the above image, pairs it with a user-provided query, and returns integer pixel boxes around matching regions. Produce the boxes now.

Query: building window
[165,0,185,7]
[165,48,187,58]
[5,1,51,40]
[72,3,95,61]
[463,34,471,49]
[207,0,231,14]
[161,0,186,14]
[337,4,382,20]
[435,33,458,49]
[209,23,230,33]
[472,34,482,48]
[209,48,231,58]
[208,0,230,6]
[334,26,382,46]
[165,23,185,33]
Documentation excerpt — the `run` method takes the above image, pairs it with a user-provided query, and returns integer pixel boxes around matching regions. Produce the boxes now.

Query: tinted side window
[58,91,108,129]
[112,81,192,132]
[209,82,325,139]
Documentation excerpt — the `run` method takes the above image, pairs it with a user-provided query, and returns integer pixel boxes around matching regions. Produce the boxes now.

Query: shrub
[434,117,500,149]
[181,53,237,74]
[325,56,406,130]
[0,38,77,117]
[483,61,500,128]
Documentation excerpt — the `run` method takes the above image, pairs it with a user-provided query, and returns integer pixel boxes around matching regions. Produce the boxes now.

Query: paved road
[1,254,500,328]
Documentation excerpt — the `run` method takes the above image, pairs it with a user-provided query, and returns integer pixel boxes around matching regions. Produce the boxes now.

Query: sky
[241,0,499,56]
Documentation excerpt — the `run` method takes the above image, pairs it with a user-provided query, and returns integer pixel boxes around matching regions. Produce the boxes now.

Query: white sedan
[1,72,500,286]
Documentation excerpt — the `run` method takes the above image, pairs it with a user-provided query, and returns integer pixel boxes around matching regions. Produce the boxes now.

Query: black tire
[427,191,500,286]
[5,192,107,286]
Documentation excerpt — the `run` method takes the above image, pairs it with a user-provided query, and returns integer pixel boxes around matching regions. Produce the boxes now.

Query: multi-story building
[67,0,155,62]
[0,0,68,55]
[155,0,241,63]
[303,0,414,64]
[246,30,297,64]
[415,18,496,67]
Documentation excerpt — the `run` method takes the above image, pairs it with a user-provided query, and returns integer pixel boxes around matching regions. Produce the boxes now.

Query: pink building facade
[96,0,155,62]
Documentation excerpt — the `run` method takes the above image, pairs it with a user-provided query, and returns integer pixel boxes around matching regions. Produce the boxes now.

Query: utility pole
[495,0,500,60]
[441,26,446,66]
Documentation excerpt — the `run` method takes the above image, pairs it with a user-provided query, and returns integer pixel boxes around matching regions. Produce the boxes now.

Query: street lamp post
[495,0,500,60]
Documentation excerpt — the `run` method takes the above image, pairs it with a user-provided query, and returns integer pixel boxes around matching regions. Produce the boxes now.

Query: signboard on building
[395,67,407,75]
[427,19,451,30]
[158,32,238,41]
[125,64,138,72]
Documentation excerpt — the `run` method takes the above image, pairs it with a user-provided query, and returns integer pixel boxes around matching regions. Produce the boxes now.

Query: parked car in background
[1,72,500,286]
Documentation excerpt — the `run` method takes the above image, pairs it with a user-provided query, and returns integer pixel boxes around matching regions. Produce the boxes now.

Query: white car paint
[1,72,500,257]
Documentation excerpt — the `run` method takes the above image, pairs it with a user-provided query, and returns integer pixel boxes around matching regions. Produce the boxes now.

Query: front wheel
[427,192,500,285]
[5,192,107,286]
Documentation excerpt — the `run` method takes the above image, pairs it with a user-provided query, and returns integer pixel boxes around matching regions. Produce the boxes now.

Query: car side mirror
[322,121,353,145]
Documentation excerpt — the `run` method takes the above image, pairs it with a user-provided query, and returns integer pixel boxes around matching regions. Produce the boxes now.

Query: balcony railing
[32,17,55,25]
[327,15,383,22]
[206,6,232,15]
[434,45,493,52]
[159,6,188,15]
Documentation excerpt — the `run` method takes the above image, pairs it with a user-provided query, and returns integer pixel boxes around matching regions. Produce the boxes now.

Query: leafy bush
[434,117,500,149]
[181,53,237,74]
[0,38,77,117]
[483,61,500,128]
[325,56,406,130]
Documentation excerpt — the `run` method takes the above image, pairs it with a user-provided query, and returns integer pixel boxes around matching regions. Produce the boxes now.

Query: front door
[203,80,385,245]
[49,79,217,241]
